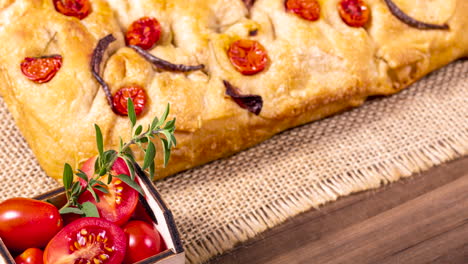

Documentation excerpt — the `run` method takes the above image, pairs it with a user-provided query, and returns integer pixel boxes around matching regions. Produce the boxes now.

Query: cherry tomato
[125,17,162,50]
[44,217,126,264]
[77,156,139,226]
[0,198,63,252]
[122,221,163,264]
[53,0,91,20]
[20,55,62,83]
[337,0,370,27]
[14,248,44,264]
[130,201,154,224]
[285,0,321,21]
[112,85,147,116]
[227,39,268,75]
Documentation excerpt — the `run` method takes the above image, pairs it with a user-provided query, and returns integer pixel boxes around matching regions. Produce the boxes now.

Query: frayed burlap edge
[185,132,468,263]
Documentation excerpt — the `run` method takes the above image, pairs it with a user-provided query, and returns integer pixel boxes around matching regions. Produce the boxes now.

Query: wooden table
[208,156,468,264]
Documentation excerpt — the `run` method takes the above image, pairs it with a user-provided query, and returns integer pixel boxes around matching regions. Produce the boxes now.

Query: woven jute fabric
[0,60,467,263]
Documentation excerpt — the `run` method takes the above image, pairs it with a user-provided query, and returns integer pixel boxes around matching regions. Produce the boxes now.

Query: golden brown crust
[0,0,467,180]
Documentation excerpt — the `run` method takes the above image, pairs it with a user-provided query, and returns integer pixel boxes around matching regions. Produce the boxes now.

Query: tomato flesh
[112,86,147,116]
[78,157,139,226]
[338,0,370,27]
[20,55,62,83]
[122,221,163,264]
[125,17,161,50]
[227,39,268,75]
[44,217,126,264]
[0,198,63,252]
[14,248,44,264]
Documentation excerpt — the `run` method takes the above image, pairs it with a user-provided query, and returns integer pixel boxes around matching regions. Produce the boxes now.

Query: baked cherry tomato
[122,221,163,264]
[77,156,139,226]
[0,198,63,252]
[285,0,321,21]
[14,248,44,264]
[227,39,268,75]
[337,0,370,27]
[125,17,162,50]
[112,85,147,116]
[44,217,126,264]
[53,0,91,20]
[20,55,62,83]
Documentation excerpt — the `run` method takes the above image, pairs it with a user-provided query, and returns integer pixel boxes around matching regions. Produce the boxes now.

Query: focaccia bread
[0,0,467,181]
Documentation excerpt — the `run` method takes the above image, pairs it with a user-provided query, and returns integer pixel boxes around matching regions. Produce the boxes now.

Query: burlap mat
[0,60,467,263]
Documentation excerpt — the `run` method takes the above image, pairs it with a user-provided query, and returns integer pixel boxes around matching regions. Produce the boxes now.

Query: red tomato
[112,85,147,116]
[0,198,63,252]
[285,0,321,21]
[20,55,62,83]
[338,0,370,27]
[78,156,139,226]
[53,0,92,20]
[125,17,161,50]
[14,248,44,264]
[44,217,126,264]
[227,39,268,75]
[130,201,154,224]
[122,221,163,264]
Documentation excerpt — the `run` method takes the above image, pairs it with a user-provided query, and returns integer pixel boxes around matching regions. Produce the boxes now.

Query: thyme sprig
[59,99,176,217]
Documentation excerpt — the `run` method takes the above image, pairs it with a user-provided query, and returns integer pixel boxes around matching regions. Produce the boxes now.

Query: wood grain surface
[208,156,468,264]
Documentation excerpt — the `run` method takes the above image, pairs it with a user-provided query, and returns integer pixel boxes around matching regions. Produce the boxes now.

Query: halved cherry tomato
[44,217,126,264]
[227,39,268,75]
[14,248,44,264]
[122,221,163,264]
[112,85,147,116]
[337,0,370,27]
[78,156,139,226]
[285,0,321,21]
[125,17,162,50]
[53,0,92,20]
[20,55,62,83]
[0,198,63,253]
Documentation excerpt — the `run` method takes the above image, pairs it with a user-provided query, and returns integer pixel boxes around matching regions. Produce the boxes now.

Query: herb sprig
[59,99,176,217]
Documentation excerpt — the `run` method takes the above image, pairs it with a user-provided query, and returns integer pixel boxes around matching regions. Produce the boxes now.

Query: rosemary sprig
[59,99,176,217]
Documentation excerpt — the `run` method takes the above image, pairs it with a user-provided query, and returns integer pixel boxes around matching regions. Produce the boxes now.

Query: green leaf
[107,173,113,184]
[94,185,109,194]
[170,134,177,147]
[119,137,124,152]
[142,141,156,170]
[103,150,117,164]
[161,130,174,148]
[127,98,136,128]
[63,163,73,190]
[71,181,82,196]
[123,157,136,180]
[115,174,144,196]
[156,104,170,127]
[139,137,149,144]
[81,201,100,218]
[134,125,143,136]
[94,158,100,175]
[160,138,171,167]
[87,186,100,203]
[164,118,176,130]
[76,171,88,182]
[95,124,104,156]
[151,116,159,130]
[59,207,84,215]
